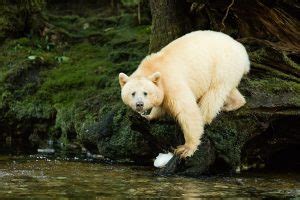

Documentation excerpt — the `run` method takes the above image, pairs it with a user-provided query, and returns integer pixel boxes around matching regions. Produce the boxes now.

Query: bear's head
[118,72,164,113]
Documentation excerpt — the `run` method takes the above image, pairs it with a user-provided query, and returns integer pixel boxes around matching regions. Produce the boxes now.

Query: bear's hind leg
[199,85,231,124]
[222,88,246,112]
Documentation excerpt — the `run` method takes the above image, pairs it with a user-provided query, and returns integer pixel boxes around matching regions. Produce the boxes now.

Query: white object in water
[154,152,174,168]
[37,148,55,154]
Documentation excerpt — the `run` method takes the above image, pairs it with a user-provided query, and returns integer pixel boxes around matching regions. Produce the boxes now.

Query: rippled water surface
[0,155,299,199]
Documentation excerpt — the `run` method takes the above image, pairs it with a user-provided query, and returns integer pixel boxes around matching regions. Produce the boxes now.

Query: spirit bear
[119,30,250,158]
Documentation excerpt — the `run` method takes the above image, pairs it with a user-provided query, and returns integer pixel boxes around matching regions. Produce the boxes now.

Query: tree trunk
[149,0,192,52]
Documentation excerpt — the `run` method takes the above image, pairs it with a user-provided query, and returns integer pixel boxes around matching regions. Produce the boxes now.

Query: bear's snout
[136,101,144,111]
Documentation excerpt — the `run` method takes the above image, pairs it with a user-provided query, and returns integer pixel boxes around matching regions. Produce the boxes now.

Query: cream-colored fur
[119,30,250,158]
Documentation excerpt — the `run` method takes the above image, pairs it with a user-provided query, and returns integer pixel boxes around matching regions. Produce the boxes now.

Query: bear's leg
[169,91,204,158]
[222,88,246,112]
[199,85,231,124]
[142,106,165,121]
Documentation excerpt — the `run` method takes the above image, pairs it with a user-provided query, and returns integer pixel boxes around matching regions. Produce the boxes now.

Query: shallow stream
[0,155,299,199]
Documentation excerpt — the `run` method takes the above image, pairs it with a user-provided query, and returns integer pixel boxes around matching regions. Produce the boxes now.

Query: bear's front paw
[174,144,197,158]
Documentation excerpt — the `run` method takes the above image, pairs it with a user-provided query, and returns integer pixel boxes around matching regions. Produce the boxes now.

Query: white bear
[119,30,250,158]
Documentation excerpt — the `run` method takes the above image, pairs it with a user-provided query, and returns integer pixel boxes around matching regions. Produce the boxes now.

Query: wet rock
[155,155,182,176]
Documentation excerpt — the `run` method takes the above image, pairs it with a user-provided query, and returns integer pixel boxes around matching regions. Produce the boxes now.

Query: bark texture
[149,0,192,52]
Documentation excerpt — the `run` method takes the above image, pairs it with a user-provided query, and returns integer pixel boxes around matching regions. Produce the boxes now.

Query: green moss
[12,99,54,120]
[246,77,300,94]
[240,76,300,109]
[0,0,45,40]
[0,3,150,155]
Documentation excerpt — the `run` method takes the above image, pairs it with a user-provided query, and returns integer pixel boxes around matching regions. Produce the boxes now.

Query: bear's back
[161,30,243,57]
[159,30,249,76]
[136,30,249,97]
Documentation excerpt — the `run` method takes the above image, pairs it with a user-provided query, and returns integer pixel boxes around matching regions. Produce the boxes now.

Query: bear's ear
[148,72,161,84]
[119,73,129,87]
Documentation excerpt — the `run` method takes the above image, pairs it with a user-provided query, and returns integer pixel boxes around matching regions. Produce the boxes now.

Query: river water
[0,155,299,199]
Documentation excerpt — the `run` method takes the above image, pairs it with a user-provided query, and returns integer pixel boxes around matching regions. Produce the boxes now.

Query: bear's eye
[131,92,136,97]
[143,92,148,96]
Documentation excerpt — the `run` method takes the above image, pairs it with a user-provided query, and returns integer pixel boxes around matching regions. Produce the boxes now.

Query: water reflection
[0,155,299,198]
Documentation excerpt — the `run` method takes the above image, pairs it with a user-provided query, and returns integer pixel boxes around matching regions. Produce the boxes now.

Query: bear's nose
[136,101,144,109]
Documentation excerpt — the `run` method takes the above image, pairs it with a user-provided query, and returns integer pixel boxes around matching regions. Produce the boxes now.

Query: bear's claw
[174,144,197,158]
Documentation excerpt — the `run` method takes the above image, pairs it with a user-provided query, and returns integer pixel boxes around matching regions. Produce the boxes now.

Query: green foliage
[0,6,150,158]
[121,0,140,6]
[0,0,45,40]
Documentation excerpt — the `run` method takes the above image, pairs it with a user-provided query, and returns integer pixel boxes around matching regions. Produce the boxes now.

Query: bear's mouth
[142,110,149,115]
[136,108,151,115]
[135,107,144,113]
